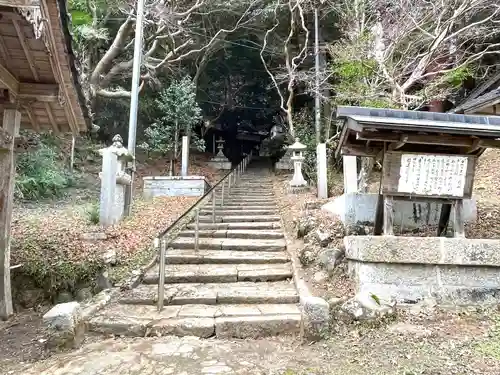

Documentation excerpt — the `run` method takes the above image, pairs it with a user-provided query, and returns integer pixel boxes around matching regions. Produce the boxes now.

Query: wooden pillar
[0,109,21,320]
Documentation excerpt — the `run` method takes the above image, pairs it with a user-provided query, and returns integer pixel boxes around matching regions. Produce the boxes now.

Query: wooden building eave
[0,0,90,134]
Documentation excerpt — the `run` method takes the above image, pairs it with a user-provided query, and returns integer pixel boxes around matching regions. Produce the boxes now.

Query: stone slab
[178,230,283,239]
[144,264,238,284]
[119,282,299,306]
[345,236,500,266]
[200,215,282,223]
[170,237,286,251]
[350,261,500,305]
[144,264,292,284]
[237,263,292,282]
[215,314,301,338]
[143,176,208,198]
[187,222,282,230]
[164,250,290,264]
[323,193,477,229]
[200,209,276,216]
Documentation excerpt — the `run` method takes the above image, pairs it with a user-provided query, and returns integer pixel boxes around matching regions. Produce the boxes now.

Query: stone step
[88,303,301,338]
[220,194,274,198]
[178,229,283,239]
[199,209,276,216]
[207,204,277,209]
[210,199,277,205]
[143,263,293,284]
[119,281,299,305]
[225,189,273,194]
[164,249,289,264]
[187,222,281,230]
[199,215,281,223]
[170,237,286,251]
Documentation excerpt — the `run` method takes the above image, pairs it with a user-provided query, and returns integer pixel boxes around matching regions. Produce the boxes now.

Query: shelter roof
[335,106,500,158]
[0,0,90,134]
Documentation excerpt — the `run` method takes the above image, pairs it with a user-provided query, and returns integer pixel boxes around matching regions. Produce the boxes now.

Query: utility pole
[315,6,327,199]
[124,0,145,216]
[314,7,321,144]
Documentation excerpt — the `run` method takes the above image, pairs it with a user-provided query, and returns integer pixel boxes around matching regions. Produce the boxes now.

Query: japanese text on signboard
[397,154,468,197]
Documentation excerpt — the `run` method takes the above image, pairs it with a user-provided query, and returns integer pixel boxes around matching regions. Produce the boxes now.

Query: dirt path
[2,309,500,375]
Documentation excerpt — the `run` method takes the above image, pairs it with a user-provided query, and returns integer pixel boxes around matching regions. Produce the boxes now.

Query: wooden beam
[12,19,39,81]
[0,108,21,319]
[468,138,481,154]
[22,103,40,132]
[0,63,18,99]
[356,131,500,149]
[0,0,40,6]
[44,102,59,133]
[388,135,408,151]
[341,144,381,157]
[39,0,80,134]
[18,83,59,101]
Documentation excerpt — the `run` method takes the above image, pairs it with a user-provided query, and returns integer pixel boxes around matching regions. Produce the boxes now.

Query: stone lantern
[289,138,307,188]
[208,137,231,170]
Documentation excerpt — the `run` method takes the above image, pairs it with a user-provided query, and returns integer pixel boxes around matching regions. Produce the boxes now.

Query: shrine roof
[335,106,500,158]
[0,0,90,134]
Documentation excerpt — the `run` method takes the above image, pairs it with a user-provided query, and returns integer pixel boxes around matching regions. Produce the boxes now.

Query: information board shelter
[0,0,90,319]
[335,106,500,236]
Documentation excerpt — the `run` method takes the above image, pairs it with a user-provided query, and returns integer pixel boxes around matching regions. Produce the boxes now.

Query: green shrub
[15,141,74,200]
[86,203,100,224]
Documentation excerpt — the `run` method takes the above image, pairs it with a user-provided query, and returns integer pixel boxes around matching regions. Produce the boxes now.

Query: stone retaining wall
[143,176,209,198]
[345,235,500,305]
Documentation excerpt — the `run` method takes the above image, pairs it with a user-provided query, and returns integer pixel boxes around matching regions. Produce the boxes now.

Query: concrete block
[143,176,208,198]
[323,193,477,229]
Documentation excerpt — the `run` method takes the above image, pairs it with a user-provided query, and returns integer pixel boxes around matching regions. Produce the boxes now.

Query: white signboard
[397,154,468,197]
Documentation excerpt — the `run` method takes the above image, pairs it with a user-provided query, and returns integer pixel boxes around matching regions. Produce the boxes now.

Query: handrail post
[212,190,216,223]
[194,208,200,251]
[228,171,231,192]
[221,180,225,206]
[157,238,165,312]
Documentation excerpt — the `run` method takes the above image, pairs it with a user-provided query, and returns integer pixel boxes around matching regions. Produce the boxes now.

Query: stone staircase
[88,165,301,339]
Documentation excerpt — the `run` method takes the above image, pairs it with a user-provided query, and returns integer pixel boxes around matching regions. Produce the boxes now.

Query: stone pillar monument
[208,137,231,170]
[98,135,133,226]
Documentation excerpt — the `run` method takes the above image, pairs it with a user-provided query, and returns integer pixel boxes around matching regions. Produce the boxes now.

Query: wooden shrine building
[0,0,89,319]
[335,106,500,237]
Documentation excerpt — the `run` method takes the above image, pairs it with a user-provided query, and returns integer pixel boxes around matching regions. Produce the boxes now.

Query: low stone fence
[345,235,500,305]
[143,176,210,198]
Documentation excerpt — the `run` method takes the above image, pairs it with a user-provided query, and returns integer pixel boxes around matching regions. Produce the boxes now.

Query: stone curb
[274,182,329,341]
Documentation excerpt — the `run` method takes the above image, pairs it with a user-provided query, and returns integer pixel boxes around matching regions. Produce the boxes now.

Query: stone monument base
[275,150,293,170]
[208,160,232,170]
[345,235,500,305]
[322,192,477,230]
[143,176,209,198]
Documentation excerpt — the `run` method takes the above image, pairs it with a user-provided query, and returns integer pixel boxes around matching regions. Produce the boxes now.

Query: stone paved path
[89,163,301,339]
[7,313,500,375]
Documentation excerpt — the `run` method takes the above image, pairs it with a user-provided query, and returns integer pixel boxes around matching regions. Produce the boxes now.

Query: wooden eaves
[0,0,90,135]
[335,106,500,159]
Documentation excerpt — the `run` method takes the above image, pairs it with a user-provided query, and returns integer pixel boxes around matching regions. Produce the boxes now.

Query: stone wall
[143,176,209,198]
[323,193,477,229]
[345,235,500,305]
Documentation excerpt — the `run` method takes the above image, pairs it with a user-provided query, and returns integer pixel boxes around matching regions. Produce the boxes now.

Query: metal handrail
[156,153,252,311]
